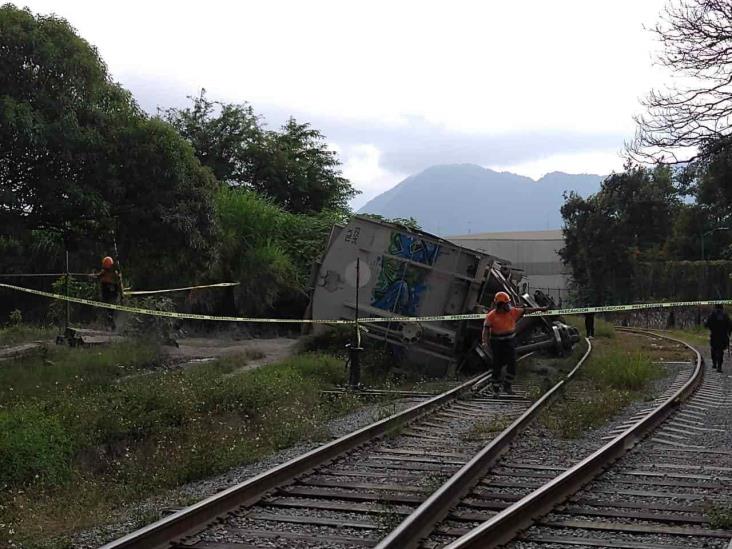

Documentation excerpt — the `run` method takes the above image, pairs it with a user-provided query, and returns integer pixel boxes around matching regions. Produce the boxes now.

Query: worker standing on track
[704,304,732,372]
[95,256,122,331]
[482,292,548,396]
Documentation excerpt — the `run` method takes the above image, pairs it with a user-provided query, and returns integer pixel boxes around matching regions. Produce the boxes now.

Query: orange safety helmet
[102,256,114,269]
[494,291,511,304]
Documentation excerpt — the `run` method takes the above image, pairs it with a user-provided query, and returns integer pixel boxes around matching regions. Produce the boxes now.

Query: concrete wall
[449,229,571,304]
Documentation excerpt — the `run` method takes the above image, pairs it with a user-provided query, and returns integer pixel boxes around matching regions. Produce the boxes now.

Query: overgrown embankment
[537,322,689,438]
[0,335,361,548]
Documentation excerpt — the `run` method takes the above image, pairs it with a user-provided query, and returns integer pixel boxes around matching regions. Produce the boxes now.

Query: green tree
[671,135,732,259]
[560,165,679,304]
[249,118,357,213]
[163,90,261,185]
[0,6,217,287]
[359,213,422,231]
[0,5,132,236]
[109,118,218,286]
[165,93,359,214]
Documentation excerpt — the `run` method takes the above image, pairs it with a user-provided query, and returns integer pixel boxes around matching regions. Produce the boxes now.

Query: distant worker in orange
[95,256,122,330]
[482,292,548,395]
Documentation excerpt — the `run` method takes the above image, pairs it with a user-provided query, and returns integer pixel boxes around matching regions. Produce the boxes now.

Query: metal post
[348,258,363,389]
[65,249,70,333]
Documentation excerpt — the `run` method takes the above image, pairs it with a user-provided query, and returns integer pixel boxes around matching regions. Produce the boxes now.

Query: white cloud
[341,145,404,209]
[14,0,675,197]
[18,0,669,135]
[491,149,625,180]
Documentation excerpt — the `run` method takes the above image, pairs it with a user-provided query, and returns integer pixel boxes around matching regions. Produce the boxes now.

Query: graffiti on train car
[371,257,428,316]
[388,232,440,265]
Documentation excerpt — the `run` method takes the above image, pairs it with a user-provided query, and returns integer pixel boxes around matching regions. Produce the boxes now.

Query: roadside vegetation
[0,322,55,347]
[668,325,708,348]
[538,323,669,439]
[0,341,363,548]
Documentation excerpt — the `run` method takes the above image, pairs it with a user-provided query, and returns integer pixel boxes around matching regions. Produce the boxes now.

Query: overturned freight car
[308,216,578,376]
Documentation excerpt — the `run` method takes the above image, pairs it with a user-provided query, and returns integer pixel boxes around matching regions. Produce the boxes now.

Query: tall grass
[588,350,659,390]
[540,335,661,439]
[0,341,161,405]
[0,324,55,347]
[0,348,359,547]
[594,318,616,338]
[541,385,630,439]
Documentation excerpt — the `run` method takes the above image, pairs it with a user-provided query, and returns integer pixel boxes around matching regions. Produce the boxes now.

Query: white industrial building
[448,229,571,305]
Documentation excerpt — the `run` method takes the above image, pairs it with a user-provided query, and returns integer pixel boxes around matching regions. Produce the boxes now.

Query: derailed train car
[308,216,578,376]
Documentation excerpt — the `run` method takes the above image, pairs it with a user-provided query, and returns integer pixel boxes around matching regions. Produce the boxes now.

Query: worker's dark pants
[100,283,118,330]
[490,338,516,387]
[711,343,726,370]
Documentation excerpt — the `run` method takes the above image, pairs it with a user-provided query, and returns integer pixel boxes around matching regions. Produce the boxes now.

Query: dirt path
[165,336,300,372]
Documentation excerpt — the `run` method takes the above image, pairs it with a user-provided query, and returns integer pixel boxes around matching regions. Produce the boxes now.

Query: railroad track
[427,328,732,549]
[101,343,592,549]
[103,329,730,549]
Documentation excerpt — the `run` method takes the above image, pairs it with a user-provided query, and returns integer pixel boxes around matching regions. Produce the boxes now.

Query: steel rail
[100,371,490,549]
[375,338,593,549]
[443,328,704,549]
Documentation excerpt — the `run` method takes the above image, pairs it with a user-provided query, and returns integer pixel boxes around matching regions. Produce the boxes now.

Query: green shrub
[122,296,176,343]
[0,324,54,347]
[212,188,297,315]
[0,348,363,548]
[8,309,22,326]
[0,408,72,485]
[588,350,659,391]
[594,318,616,338]
[48,275,97,325]
[0,341,161,405]
[542,388,631,439]
[707,504,732,529]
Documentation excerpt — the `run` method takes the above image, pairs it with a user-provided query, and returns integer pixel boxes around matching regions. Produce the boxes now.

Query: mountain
[358,164,605,235]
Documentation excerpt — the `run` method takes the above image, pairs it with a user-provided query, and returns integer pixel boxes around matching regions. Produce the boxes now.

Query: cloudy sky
[18,0,671,208]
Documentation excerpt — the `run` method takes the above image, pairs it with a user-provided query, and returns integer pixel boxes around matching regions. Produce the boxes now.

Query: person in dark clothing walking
[482,292,548,395]
[704,304,732,372]
[584,312,595,338]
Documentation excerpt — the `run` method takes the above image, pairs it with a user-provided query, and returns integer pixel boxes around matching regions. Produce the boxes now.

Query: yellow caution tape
[125,282,240,296]
[0,282,729,324]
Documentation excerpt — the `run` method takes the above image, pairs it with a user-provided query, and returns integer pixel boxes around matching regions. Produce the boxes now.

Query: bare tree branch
[628,0,732,162]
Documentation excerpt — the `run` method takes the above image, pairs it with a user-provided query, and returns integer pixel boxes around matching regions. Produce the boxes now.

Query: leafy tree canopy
[165,91,359,214]
[560,165,679,304]
[359,213,422,231]
[0,5,218,286]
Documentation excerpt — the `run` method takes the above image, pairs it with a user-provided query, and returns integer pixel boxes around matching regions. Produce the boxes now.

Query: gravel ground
[73,336,715,549]
[188,384,538,549]
[502,346,732,549]
[421,336,701,548]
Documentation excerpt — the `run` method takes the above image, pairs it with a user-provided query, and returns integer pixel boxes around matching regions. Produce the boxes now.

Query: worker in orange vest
[95,256,122,330]
[482,292,548,395]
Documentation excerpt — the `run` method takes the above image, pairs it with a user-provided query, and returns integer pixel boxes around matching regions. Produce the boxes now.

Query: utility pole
[65,249,70,334]
[348,257,363,389]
